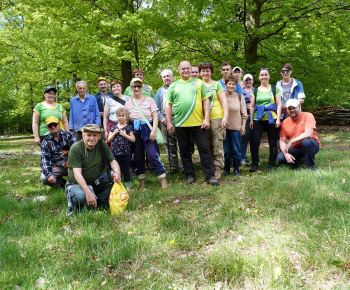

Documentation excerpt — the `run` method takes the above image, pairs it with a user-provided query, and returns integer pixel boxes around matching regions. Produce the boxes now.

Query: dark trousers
[250,120,278,167]
[277,139,320,169]
[115,154,131,182]
[134,131,165,176]
[175,126,215,180]
[241,116,252,160]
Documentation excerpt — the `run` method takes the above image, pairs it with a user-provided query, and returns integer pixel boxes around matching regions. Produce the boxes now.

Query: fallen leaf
[101,280,107,286]
[35,277,45,289]
[214,281,223,289]
[342,178,346,184]
[138,204,143,209]
[103,267,110,276]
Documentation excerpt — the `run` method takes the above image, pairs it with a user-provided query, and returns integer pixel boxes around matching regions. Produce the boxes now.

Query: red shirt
[280,112,321,148]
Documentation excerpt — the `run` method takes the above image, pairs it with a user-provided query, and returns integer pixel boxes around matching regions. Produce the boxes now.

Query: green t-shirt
[33,102,66,136]
[167,78,208,127]
[251,87,281,121]
[203,81,225,120]
[124,84,155,99]
[67,140,115,185]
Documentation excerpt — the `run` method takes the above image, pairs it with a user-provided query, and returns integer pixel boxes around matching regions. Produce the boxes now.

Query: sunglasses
[47,123,59,128]
[260,68,269,71]
[281,69,291,73]
[131,85,143,89]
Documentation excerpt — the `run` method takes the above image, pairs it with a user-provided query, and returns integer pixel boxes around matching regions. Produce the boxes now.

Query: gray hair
[76,81,87,88]
[160,69,173,78]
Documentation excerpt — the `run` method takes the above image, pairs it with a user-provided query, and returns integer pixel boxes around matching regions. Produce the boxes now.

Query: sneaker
[186,176,196,184]
[249,165,259,172]
[233,170,240,176]
[125,182,131,190]
[208,177,220,186]
[240,159,248,166]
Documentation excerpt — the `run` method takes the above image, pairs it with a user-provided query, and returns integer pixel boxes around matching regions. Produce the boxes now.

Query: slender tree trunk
[121,60,132,93]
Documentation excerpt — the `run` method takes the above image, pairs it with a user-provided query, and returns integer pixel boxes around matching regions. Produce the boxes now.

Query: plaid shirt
[40,130,77,178]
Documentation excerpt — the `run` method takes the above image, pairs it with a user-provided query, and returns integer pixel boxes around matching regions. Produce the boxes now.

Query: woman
[249,68,282,172]
[199,62,228,180]
[125,78,168,190]
[32,86,69,146]
[222,76,247,176]
[103,80,129,138]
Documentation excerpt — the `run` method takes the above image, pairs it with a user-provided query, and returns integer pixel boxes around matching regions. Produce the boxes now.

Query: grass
[0,131,350,289]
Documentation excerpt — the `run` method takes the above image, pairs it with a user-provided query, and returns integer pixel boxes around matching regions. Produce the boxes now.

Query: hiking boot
[159,177,168,189]
[249,165,259,172]
[186,176,196,184]
[207,177,220,186]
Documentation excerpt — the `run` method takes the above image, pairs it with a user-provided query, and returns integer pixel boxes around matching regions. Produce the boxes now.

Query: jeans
[277,138,320,169]
[250,120,278,167]
[241,116,251,160]
[175,126,215,180]
[223,129,242,160]
[115,154,131,182]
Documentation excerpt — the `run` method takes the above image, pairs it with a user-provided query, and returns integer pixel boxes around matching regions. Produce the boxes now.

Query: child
[108,108,135,190]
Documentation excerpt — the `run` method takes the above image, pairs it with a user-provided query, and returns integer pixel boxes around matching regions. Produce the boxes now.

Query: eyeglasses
[281,69,291,74]
[260,68,269,71]
[47,123,58,128]
[131,85,143,89]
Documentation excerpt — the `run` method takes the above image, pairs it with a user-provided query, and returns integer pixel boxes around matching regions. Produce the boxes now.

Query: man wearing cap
[66,124,121,213]
[166,60,219,186]
[94,77,114,124]
[191,65,200,78]
[40,116,77,188]
[69,81,101,140]
[124,68,155,98]
[218,62,244,94]
[232,66,244,94]
[276,63,305,121]
[241,73,254,166]
[277,99,320,170]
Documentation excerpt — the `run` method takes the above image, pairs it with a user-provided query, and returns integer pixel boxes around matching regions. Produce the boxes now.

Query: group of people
[33,61,321,213]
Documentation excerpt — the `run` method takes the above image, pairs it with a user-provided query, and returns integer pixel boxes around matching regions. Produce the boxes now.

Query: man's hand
[161,118,167,126]
[240,126,246,136]
[35,137,41,146]
[221,117,227,129]
[112,173,121,183]
[86,191,97,207]
[275,119,281,128]
[284,153,295,164]
[167,123,175,135]
[201,119,210,130]
[284,141,292,154]
[47,175,56,184]
[249,120,254,130]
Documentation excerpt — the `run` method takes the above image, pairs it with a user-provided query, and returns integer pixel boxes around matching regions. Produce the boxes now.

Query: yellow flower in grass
[169,240,174,245]
[128,231,133,235]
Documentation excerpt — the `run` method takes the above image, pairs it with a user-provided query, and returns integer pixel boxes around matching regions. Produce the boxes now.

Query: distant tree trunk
[244,0,261,65]
[121,60,132,92]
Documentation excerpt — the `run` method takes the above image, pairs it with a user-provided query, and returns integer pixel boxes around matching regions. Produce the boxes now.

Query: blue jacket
[154,85,168,121]
[69,94,101,131]
[94,91,114,112]
[218,79,244,94]
[276,78,305,101]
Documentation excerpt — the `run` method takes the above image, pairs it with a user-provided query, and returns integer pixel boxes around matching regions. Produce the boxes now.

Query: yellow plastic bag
[109,182,129,215]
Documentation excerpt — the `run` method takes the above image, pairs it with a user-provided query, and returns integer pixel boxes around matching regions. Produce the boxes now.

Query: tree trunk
[121,60,132,92]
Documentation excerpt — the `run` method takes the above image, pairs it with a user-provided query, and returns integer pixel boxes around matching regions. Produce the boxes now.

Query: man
[94,77,114,123]
[277,99,321,170]
[241,73,254,166]
[124,68,155,98]
[66,124,121,213]
[166,61,219,186]
[154,69,180,174]
[276,63,305,121]
[218,62,244,94]
[69,81,101,140]
[191,65,199,78]
[232,66,244,94]
[40,116,77,188]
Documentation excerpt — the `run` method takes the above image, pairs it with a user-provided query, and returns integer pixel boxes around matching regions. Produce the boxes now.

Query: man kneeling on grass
[278,99,321,170]
[40,116,77,188]
[66,124,121,213]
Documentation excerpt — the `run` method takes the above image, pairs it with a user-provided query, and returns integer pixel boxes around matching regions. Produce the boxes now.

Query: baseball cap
[45,116,59,126]
[81,124,103,133]
[243,74,253,81]
[44,86,57,94]
[286,99,300,108]
[233,66,243,72]
[130,78,143,86]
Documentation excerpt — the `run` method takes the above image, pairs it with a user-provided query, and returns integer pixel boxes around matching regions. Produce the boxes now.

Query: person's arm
[73,167,97,207]
[285,127,314,153]
[155,89,166,125]
[240,97,247,136]
[150,111,158,142]
[32,112,41,146]
[275,93,282,128]
[107,128,119,143]
[218,91,228,128]
[119,128,135,143]
[202,97,210,129]
[299,98,305,105]
[110,160,121,183]
[249,94,255,130]
[279,137,295,164]
[103,102,110,133]
[165,102,174,135]
[62,113,69,131]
